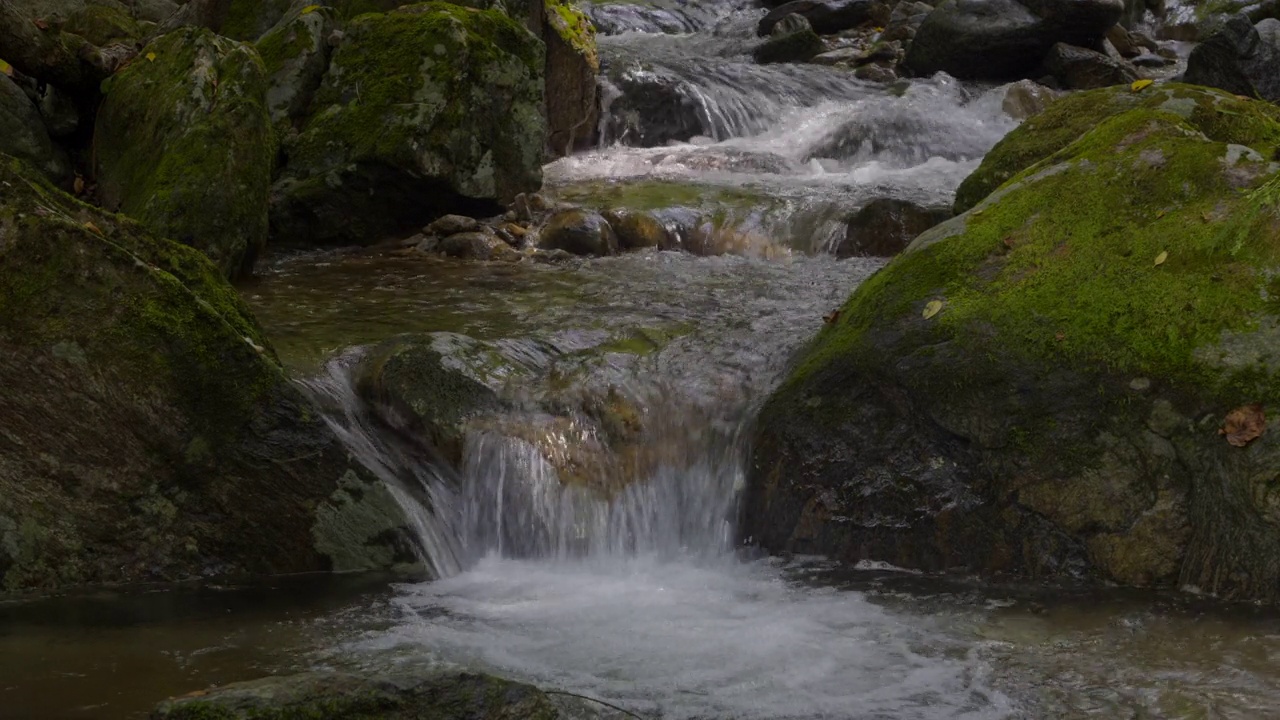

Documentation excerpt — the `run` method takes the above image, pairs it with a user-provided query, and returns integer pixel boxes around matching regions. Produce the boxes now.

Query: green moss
[546,0,598,68]
[795,88,1280,406]
[62,4,142,46]
[954,83,1280,213]
[95,28,274,278]
[221,0,294,41]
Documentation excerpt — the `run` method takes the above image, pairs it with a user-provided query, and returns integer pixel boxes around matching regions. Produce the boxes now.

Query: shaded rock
[0,155,417,593]
[539,209,619,256]
[853,63,897,81]
[1043,41,1139,88]
[1106,23,1142,56]
[758,0,888,36]
[809,46,867,65]
[754,15,825,64]
[132,0,180,23]
[35,83,79,138]
[62,3,143,46]
[270,3,545,247]
[438,230,508,260]
[602,208,671,250]
[748,84,1280,601]
[221,0,296,41]
[1183,15,1280,104]
[838,198,951,257]
[255,2,337,129]
[903,0,1125,80]
[0,75,70,183]
[152,669,617,719]
[882,0,934,42]
[427,214,482,236]
[95,27,272,279]
[545,0,600,155]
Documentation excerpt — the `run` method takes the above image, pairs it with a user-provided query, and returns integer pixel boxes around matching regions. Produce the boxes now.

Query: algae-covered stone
[545,0,600,155]
[953,82,1280,212]
[0,156,416,593]
[221,0,297,40]
[270,3,546,247]
[0,74,70,183]
[539,208,619,256]
[152,669,613,719]
[255,3,337,128]
[62,3,142,46]
[95,27,273,279]
[747,84,1280,602]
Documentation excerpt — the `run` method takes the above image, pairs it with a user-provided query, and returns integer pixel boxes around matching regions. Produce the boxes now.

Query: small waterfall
[301,350,749,578]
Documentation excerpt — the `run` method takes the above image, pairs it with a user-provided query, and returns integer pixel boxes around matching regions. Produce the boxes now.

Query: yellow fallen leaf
[146,52,156,62]
[1131,79,1153,92]
[0,60,11,77]
[922,299,943,320]
[300,4,321,13]
[83,221,102,235]
[1154,250,1167,266]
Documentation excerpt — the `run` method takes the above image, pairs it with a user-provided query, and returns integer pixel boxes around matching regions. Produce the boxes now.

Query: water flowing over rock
[269,3,545,247]
[1183,15,1280,103]
[757,0,889,36]
[0,156,417,592]
[903,0,1125,79]
[94,27,272,279]
[748,84,1280,602]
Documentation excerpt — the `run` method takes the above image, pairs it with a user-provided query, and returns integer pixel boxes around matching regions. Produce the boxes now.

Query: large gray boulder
[903,0,1125,79]
[1183,15,1280,104]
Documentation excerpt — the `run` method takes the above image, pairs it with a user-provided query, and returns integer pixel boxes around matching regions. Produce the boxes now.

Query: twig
[542,689,649,719]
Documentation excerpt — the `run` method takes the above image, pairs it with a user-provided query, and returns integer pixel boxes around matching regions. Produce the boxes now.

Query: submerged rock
[1043,41,1139,88]
[0,156,417,593]
[903,0,1124,80]
[269,3,545,247]
[838,198,951,257]
[1183,16,1280,104]
[152,669,622,719]
[94,27,273,279]
[747,84,1280,602]
[539,209,619,256]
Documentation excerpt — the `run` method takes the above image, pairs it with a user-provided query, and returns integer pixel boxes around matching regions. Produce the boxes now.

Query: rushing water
[4,1,1280,718]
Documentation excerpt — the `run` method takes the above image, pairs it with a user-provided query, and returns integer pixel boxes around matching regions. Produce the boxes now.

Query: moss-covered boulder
[95,27,273,279]
[269,2,546,247]
[152,669,615,719]
[0,155,418,593]
[746,84,1280,603]
[544,0,599,156]
[62,3,142,46]
[952,81,1280,213]
[255,3,338,129]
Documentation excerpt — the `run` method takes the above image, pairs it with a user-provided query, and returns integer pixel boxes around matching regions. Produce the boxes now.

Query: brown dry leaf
[1219,403,1266,447]
[73,174,85,195]
[1154,250,1167,266]
[822,309,840,324]
[33,18,49,30]
[1054,331,1065,342]
[83,221,101,235]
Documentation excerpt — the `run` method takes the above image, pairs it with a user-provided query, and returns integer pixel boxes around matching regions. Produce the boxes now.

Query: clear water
[4,2,1279,719]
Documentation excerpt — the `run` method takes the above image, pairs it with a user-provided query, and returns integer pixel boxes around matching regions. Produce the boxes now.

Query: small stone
[425,214,480,236]
[853,64,896,82]
[438,231,497,259]
[1129,377,1152,392]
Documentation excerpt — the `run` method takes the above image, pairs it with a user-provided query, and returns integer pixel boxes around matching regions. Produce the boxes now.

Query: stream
[3,1,1280,718]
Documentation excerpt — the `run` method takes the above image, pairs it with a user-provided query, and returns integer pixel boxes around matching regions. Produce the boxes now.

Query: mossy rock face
[0,75,70,184]
[270,2,546,247]
[0,156,416,593]
[62,3,143,46]
[221,0,297,41]
[545,0,600,156]
[954,82,1280,213]
[151,669,601,719]
[747,84,1280,603]
[255,3,338,129]
[95,28,274,279]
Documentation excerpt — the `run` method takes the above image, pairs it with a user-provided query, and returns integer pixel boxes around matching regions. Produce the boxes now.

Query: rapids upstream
[1,1,1279,719]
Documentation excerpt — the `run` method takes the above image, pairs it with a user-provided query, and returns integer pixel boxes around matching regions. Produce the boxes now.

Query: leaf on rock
[1219,403,1266,447]
[1131,79,1153,92]
[73,174,85,195]
[922,299,943,320]
[822,309,840,324]
[0,60,12,77]
[33,18,49,30]
[146,52,156,62]
[301,4,322,13]
[83,221,102,235]
[1154,250,1167,266]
